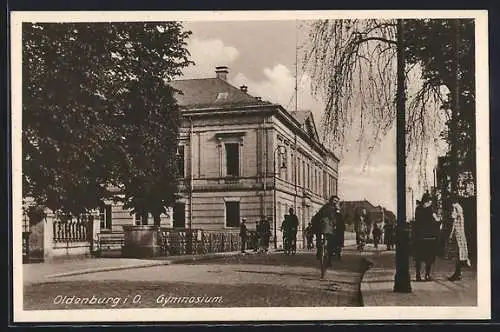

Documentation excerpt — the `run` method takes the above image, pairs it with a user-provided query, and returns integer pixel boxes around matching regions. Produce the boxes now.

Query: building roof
[290,110,310,124]
[290,110,321,145]
[169,75,339,162]
[169,78,271,109]
[340,200,396,224]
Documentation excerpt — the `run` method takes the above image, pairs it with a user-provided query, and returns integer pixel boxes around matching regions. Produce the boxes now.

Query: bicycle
[318,233,329,279]
[283,234,291,255]
[289,233,297,255]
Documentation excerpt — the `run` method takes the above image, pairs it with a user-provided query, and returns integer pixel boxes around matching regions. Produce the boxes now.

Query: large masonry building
[102,66,339,249]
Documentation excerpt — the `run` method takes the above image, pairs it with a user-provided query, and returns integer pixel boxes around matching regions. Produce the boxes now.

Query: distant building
[340,199,395,234]
[98,66,340,249]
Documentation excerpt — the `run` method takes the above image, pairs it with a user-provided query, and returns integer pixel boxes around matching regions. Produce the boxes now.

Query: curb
[44,251,246,279]
[359,257,375,307]
[45,261,173,279]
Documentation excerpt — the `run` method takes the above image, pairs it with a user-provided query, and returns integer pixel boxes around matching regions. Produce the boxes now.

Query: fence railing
[158,228,244,256]
[53,215,91,242]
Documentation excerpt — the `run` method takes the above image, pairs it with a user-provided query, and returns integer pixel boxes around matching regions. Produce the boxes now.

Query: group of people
[238,196,345,264]
[239,217,271,254]
[412,192,471,282]
[238,189,470,283]
[353,208,396,251]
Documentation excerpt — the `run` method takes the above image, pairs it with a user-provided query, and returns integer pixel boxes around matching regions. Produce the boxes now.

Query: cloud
[232,64,294,106]
[338,160,397,212]
[182,38,240,79]
[231,65,324,119]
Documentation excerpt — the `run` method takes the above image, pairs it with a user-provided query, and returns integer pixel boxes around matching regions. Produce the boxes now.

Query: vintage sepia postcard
[11,10,490,322]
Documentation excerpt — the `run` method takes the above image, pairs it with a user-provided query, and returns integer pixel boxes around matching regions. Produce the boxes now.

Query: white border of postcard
[11,10,490,322]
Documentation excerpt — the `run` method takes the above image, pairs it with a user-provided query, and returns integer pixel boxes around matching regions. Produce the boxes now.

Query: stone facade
[166,67,339,249]
[93,67,339,250]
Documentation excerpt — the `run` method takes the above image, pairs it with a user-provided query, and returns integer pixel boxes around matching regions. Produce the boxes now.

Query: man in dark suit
[239,218,248,253]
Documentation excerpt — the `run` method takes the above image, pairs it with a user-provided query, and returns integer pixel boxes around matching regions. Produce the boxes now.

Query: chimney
[215,66,229,81]
[240,85,248,93]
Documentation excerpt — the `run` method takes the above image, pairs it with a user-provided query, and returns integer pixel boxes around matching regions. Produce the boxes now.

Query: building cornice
[181,104,340,163]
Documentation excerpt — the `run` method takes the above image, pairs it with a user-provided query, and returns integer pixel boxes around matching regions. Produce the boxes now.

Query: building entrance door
[173,203,186,228]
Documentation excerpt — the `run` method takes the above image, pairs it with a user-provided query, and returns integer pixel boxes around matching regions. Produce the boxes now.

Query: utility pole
[393,18,412,293]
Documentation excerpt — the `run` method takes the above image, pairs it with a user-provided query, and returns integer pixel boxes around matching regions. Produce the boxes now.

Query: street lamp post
[408,187,415,221]
[273,145,287,249]
[393,19,412,293]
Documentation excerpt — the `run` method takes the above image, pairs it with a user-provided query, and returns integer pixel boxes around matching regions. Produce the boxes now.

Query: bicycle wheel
[320,238,327,278]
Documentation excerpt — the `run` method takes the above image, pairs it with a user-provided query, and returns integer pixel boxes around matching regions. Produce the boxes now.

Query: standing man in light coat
[447,195,471,281]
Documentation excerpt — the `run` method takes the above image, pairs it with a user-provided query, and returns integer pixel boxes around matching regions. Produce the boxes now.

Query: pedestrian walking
[305,222,314,250]
[372,223,382,249]
[239,218,248,253]
[282,208,299,254]
[413,193,440,282]
[447,195,471,281]
[354,208,369,251]
[255,219,262,253]
[261,216,271,253]
[383,219,395,250]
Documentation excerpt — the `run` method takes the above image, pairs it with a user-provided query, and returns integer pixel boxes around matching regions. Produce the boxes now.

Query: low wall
[23,208,95,262]
[51,241,92,259]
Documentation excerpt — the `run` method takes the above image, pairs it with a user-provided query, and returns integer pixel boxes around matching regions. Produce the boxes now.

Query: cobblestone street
[23,247,366,310]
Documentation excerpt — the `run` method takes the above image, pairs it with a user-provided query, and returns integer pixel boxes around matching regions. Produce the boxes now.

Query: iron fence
[158,228,244,256]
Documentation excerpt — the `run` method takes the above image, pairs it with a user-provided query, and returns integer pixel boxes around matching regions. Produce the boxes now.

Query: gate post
[43,212,54,261]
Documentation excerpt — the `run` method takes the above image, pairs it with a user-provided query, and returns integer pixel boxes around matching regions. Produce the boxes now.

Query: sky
[179,20,445,213]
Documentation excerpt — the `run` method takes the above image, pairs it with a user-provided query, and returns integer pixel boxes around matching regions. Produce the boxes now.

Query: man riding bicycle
[312,195,342,266]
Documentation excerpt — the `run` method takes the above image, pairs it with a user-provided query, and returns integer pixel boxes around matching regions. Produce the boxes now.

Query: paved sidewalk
[360,246,477,306]
[22,250,251,285]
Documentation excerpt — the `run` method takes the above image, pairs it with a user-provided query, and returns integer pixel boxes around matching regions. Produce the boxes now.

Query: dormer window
[216,92,228,101]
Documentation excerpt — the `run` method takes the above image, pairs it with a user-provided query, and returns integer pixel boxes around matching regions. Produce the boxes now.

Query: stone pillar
[43,212,54,261]
[122,225,161,258]
[91,213,101,255]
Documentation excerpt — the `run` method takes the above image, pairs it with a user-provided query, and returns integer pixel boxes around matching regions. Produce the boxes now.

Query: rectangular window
[316,169,319,194]
[99,204,112,230]
[225,201,240,228]
[177,145,185,178]
[173,203,186,228]
[307,163,311,189]
[297,157,300,186]
[285,150,289,181]
[313,167,318,192]
[302,160,305,187]
[225,143,239,177]
[135,212,149,225]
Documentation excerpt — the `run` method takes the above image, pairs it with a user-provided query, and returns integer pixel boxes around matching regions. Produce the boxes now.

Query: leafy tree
[302,19,475,192]
[404,19,475,196]
[23,22,192,221]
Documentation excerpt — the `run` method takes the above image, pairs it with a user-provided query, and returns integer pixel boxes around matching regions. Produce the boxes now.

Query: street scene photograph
[12,10,489,322]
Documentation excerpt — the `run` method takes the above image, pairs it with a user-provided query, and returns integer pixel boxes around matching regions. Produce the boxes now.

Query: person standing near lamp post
[447,195,471,281]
